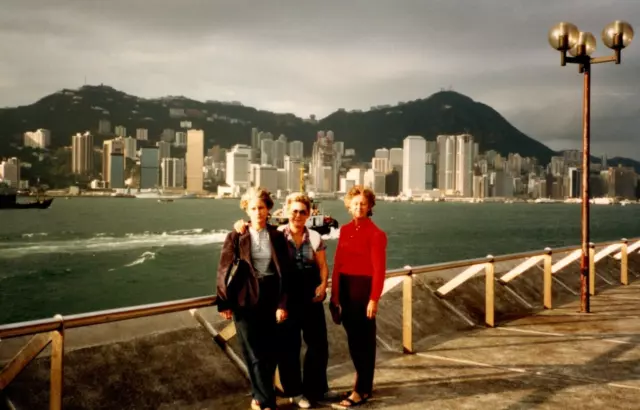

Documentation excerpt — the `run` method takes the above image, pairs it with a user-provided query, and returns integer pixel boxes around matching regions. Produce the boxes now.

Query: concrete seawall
[2,246,639,409]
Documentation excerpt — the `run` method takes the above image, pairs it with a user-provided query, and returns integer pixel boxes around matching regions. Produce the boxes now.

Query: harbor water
[1,198,639,324]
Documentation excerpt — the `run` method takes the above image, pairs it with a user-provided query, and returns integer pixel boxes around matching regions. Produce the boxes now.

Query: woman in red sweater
[330,185,387,408]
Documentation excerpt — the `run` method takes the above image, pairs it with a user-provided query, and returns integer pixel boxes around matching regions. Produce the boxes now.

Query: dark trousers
[277,301,329,401]
[339,274,376,395]
[233,276,279,409]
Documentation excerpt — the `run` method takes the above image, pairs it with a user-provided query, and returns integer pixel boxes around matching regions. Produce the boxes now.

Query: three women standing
[217,185,387,409]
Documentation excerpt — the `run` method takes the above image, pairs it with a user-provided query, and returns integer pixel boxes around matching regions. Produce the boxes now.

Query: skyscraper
[103,139,125,189]
[186,129,204,193]
[72,132,94,175]
[402,136,426,195]
[437,134,475,196]
[455,134,474,197]
[289,141,304,160]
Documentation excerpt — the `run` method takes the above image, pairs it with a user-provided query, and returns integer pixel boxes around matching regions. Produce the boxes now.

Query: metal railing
[0,237,637,409]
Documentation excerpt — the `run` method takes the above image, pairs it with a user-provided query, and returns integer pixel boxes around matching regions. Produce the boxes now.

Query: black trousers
[233,276,279,409]
[339,274,376,395]
[277,300,329,401]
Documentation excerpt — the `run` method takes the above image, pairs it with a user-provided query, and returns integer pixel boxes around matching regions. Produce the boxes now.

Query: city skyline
[1,1,639,158]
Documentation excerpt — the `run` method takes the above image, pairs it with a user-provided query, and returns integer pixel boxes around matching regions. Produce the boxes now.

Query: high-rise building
[261,138,275,166]
[455,134,474,197]
[372,157,390,173]
[186,129,204,193]
[289,141,304,160]
[310,131,341,192]
[364,169,386,195]
[255,165,278,193]
[345,168,365,186]
[161,158,185,188]
[98,119,111,135]
[425,163,437,190]
[157,141,171,160]
[384,169,400,196]
[136,128,148,141]
[437,135,456,192]
[436,134,475,196]
[123,137,137,160]
[72,132,94,175]
[23,129,51,149]
[174,132,187,147]
[226,150,250,190]
[402,136,426,195]
[374,148,389,159]
[140,147,160,189]
[0,158,20,187]
[103,139,125,188]
[114,125,127,138]
[425,140,437,154]
[161,129,176,143]
[284,155,303,192]
[389,148,403,169]
[274,135,287,168]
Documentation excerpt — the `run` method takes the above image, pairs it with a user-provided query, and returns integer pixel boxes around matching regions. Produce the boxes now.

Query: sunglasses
[291,209,308,216]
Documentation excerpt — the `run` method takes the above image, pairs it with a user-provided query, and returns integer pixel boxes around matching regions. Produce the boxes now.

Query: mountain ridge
[0,84,637,172]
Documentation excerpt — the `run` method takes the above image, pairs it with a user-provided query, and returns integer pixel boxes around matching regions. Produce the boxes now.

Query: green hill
[0,85,555,163]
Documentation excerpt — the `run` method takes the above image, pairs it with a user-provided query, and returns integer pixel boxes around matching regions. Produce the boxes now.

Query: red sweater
[331,218,388,302]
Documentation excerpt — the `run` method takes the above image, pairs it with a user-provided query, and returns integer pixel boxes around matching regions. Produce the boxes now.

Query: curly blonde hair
[240,187,274,211]
[344,185,376,216]
[285,192,312,213]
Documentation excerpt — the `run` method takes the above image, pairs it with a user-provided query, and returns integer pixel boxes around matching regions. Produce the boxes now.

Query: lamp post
[548,21,634,313]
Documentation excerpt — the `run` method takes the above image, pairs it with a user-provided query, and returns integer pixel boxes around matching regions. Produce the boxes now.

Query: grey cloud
[1,0,639,157]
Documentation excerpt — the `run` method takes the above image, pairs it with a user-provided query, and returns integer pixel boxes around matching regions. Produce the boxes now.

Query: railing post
[50,314,64,410]
[402,271,413,354]
[485,255,495,327]
[589,243,595,296]
[543,247,553,309]
[621,238,629,285]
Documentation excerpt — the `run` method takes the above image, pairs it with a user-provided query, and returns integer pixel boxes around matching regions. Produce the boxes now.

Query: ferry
[269,199,339,236]
[268,168,339,235]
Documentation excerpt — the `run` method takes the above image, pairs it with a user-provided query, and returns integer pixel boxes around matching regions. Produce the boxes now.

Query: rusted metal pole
[579,61,591,313]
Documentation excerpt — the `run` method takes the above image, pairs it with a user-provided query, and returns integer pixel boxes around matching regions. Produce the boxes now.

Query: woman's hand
[233,219,248,234]
[366,300,378,319]
[276,309,288,323]
[219,310,233,320]
[312,282,327,302]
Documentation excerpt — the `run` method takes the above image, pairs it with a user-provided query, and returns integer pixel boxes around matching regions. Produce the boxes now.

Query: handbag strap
[233,233,240,261]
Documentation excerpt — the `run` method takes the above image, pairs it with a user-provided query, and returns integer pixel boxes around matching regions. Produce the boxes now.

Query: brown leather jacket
[216,225,292,312]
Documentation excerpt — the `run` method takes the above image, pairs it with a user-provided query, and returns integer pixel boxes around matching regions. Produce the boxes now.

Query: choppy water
[1,198,639,324]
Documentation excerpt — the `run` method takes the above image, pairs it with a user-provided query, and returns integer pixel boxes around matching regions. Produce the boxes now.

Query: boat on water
[114,188,196,200]
[269,199,339,236]
[267,168,340,235]
[135,191,196,200]
[0,185,54,210]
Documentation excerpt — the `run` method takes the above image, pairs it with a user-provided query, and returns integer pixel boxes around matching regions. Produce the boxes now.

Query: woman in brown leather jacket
[216,187,293,410]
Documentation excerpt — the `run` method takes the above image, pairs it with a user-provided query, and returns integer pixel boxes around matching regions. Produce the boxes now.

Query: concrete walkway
[321,281,640,409]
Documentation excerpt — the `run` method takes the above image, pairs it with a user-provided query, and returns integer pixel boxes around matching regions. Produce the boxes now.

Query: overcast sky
[2,0,639,158]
